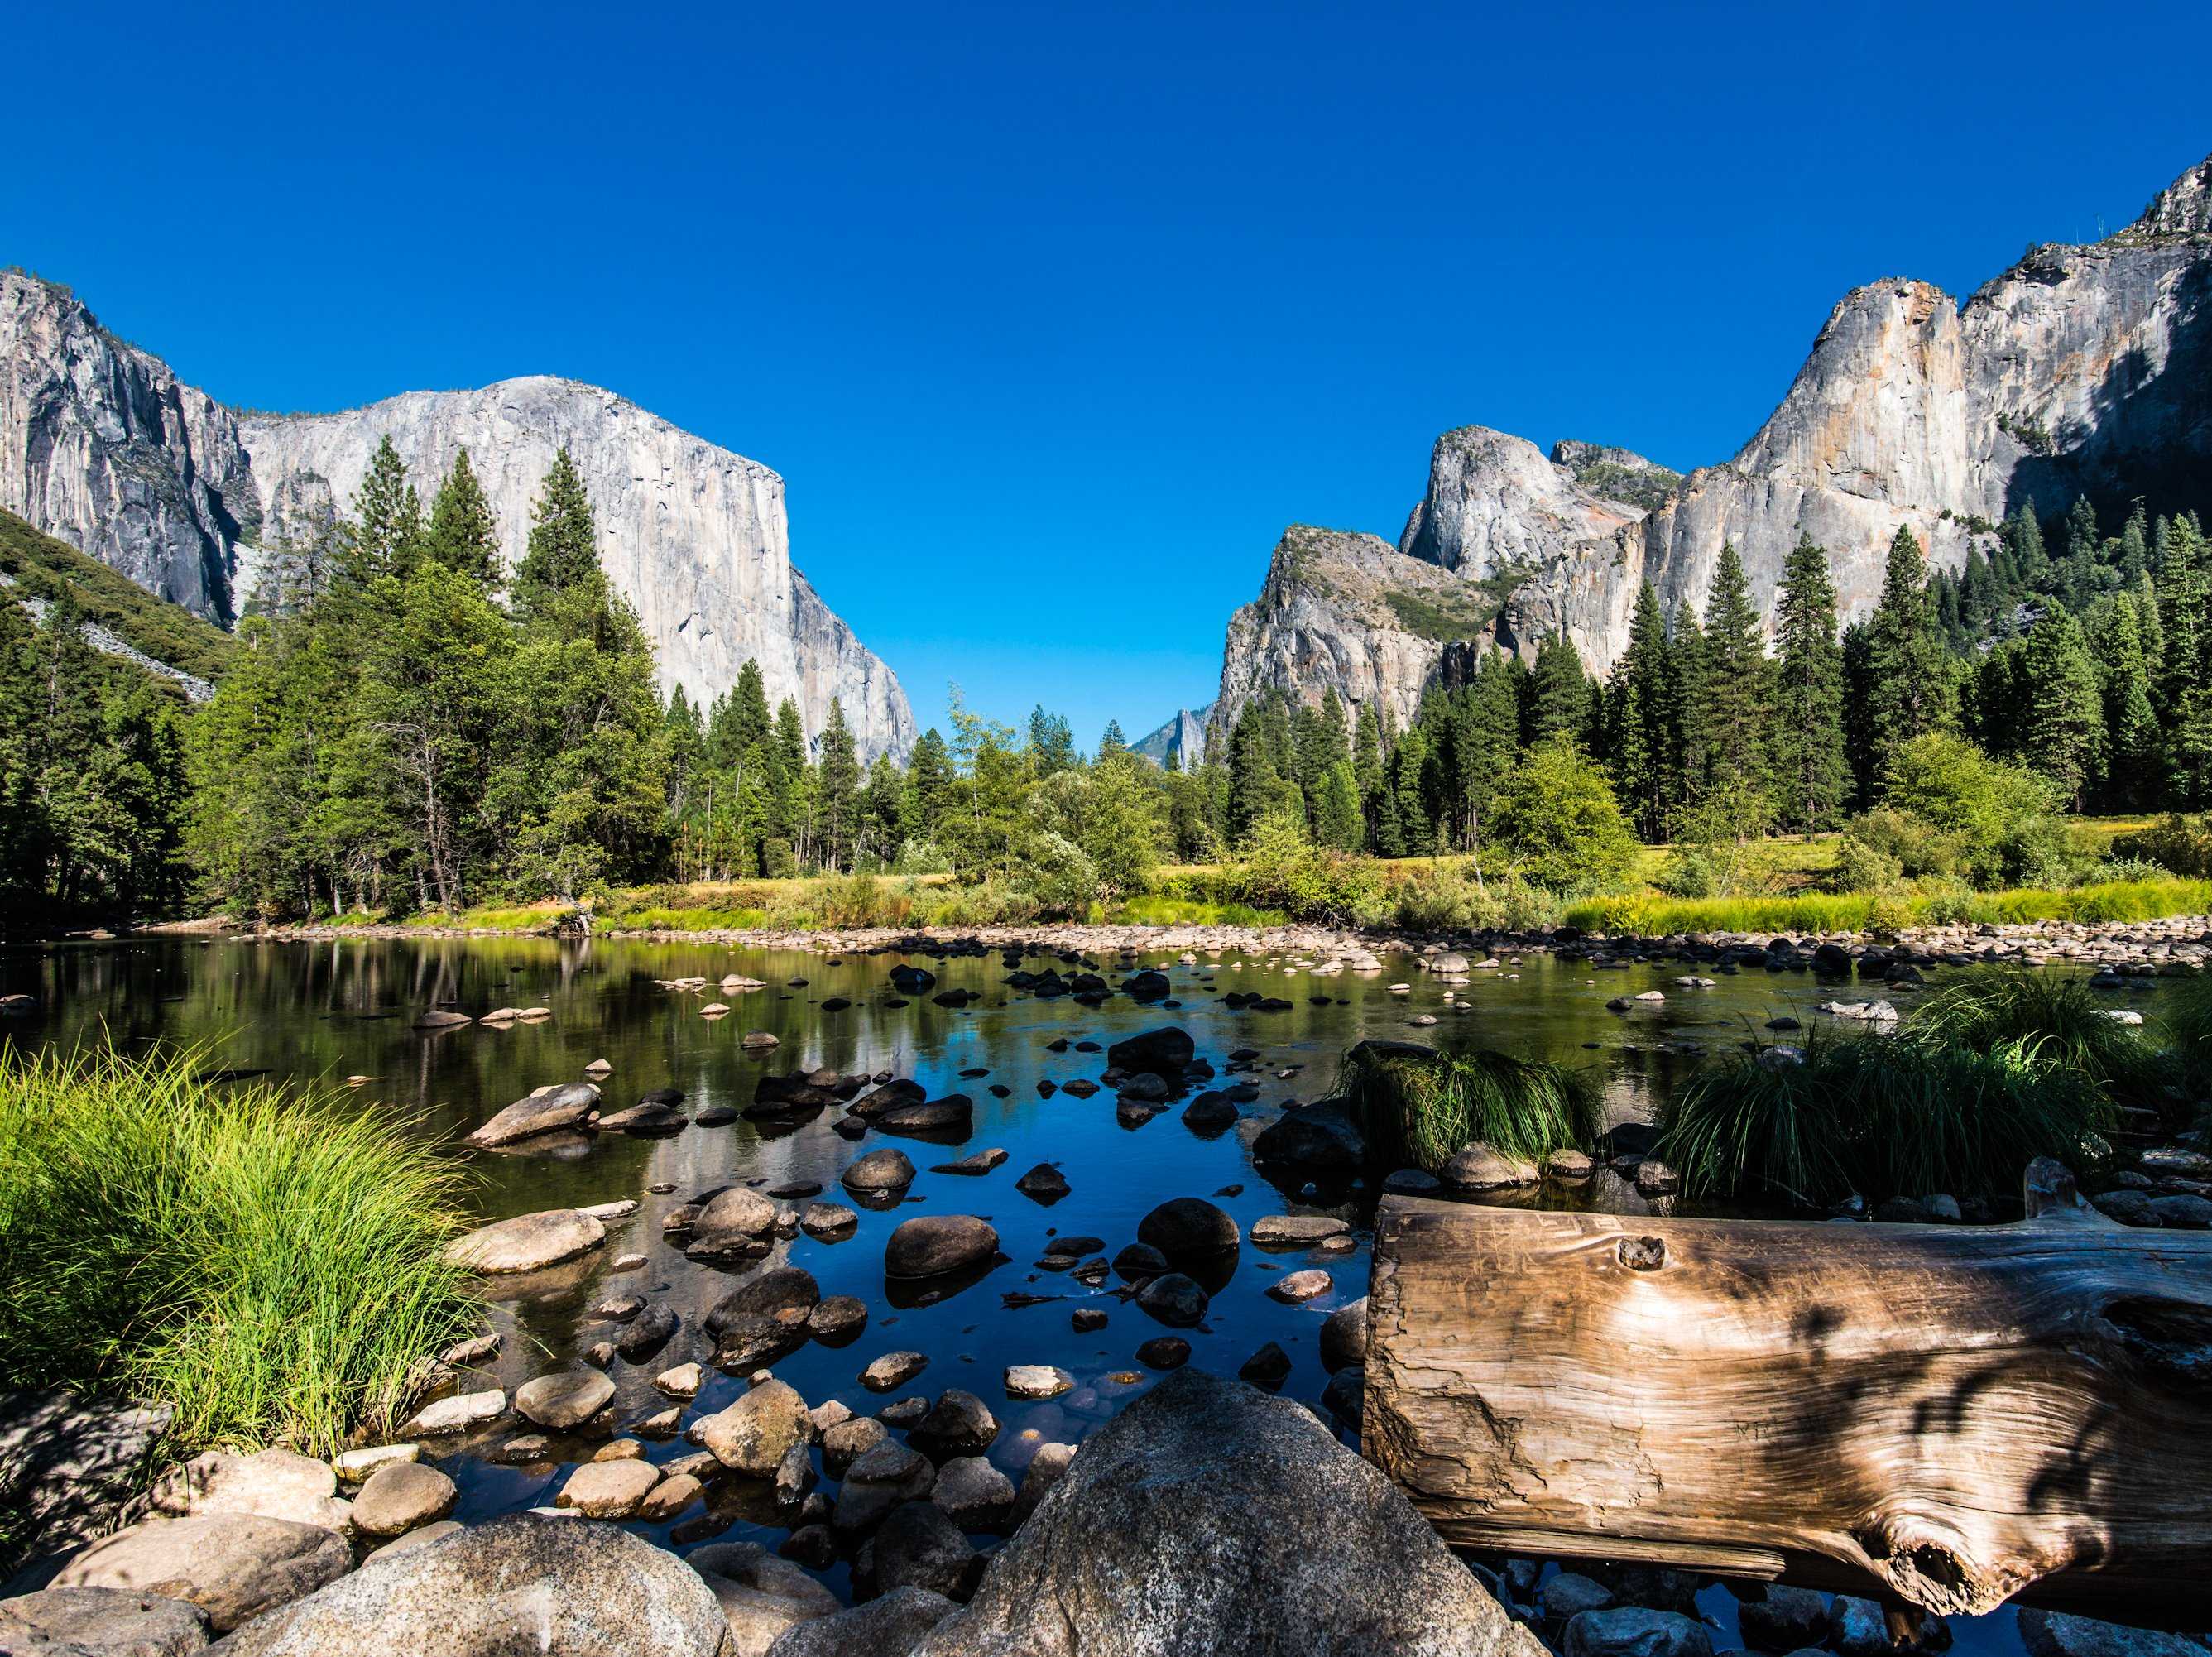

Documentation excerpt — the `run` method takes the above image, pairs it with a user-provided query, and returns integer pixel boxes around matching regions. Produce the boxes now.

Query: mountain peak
[2111,153,2212,245]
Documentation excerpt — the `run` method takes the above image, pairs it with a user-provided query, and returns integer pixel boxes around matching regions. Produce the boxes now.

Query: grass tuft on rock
[1656,1031,2114,1208]
[0,1045,480,1456]
[1904,968,2171,1101]
[1337,1039,1605,1171]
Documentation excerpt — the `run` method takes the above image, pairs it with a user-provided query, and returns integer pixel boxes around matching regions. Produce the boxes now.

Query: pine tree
[347,435,422,585]
[765,698,810,873]
[513,449,600,612]
[1861,526,1955,800]
[422,448,501,589]
[1664,603,1711,824]
[907,728,954,838]
[1525,634,1593,747]
[1353,701,1387,850]
[1606,582,1672,840]
[2013,608,2104,809]
[1312,759,1364,850]
[1769,536,1849,831]
[1098,719,1127,759]
[1027,706,1075,775]
[816,699,861,870]
[2084,596,2158,811]
[1699,543,1772,791]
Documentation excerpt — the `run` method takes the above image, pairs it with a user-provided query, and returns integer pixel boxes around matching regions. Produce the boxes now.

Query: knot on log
[1618,1236,1667,1271]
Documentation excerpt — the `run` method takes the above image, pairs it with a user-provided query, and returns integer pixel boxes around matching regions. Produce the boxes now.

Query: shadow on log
[1364,1158,2212,1619]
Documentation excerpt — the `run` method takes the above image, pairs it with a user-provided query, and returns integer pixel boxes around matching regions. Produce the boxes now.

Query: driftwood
[1363,1160,2212,1616]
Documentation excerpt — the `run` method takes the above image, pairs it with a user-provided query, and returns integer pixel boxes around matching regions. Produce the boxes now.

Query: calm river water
[2,934,2176,1648]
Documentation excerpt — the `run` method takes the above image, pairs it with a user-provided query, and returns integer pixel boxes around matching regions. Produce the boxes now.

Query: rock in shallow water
[765,1586,958,1657]
[908,1367,1541,1657]
[885,1216,999,1280]
[442,1208,604,1274]
[55,1514,353,1634]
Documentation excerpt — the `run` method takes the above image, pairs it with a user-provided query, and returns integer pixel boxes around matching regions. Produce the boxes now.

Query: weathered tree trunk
[1364,1160,2212,1617]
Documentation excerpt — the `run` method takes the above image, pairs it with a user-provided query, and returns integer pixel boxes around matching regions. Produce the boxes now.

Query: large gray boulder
[205,1515,731,1655]
[0,1584,210,1654]
[54,1515,352,1633]
[911,1367,1544,1656]
[2018,1609,2207,1657]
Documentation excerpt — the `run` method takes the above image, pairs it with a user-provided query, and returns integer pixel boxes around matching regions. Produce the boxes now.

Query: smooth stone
[350,1462,458,1538]
[698,1379,812,1477]
[556,1457,661,1518]
[0,1586,210,1656]
[656,1362,705,1397]
[800,1202,858,1238]
[399,1389,505,1437]
[1439,1142,1541,1190]
[823,1416,890,1476]
[2017,1609,2205,1657]
[842,1148,919,1193]
[884,1215,999,1280]
[1135,1337,1190,1370]
[465,1082,601,1147]
[205,1514,731,1656]
[333,1443,419,1483]
[765,1586,958,1657]
[932,1456,1016,1529]
[861,1351,931,1391]
[833,1441,938,1535]
[809,1295,870,1342]
[1134,1272,1207,1326]
[1563,1608,1715,1657]
[1267,1268,1331,1303]
[150,1448,351,1533]
[1319,1297,1370,1372]
[443,1209,604,1274]
[364,1520,463,1562]
[54,1515,353,1634]
[1003,1365,1074,1400]
[869,1501,979,1600]
[1250,1213,1349,1246]
[910,1390,1000,1457]
[1014,1165,1071,1203]
[516,1369,616,1430]
[1135,1197,1240,1260]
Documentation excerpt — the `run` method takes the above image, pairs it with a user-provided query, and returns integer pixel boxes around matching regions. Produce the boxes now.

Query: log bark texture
[1364,1160,2212,1616]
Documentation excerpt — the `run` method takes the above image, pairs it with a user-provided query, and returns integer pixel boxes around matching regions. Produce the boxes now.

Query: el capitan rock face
[236,382,915,760]
[1202,153,2212,742]
[0,272,914,760]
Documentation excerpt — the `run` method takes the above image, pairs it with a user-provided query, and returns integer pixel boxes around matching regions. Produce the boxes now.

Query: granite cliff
[0,272,915,760]
[1201,152,2212,742]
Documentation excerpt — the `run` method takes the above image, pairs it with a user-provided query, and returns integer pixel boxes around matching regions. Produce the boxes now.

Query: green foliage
[2114,813,2212,877]
[1487,737,1638,892]
[1657,1031,2114,1206]
[1906,970,2170,1102]
[1770,535,1849,831]
[0,1045,479,1455]
[1859,732,2070,887]
[0,509,234,682]
[1567,876,2212,938]
[1336,1040,1605,1170]
[1827,832,1904,894]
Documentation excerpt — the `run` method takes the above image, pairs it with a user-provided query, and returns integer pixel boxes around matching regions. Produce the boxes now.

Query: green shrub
[1653,848,1720,898]
[1336,1039,1605,1170]
[1488,737,1639,893]
[1657,1031,2114,1206]
[2114,814,2212,878]
[2164,971,2212,1091]
[1827,833,1903,895]
[1872,733,2068,888]
[0,1046,479,1456]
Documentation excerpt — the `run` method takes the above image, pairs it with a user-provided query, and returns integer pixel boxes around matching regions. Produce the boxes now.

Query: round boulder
[351,1462,458,1539]
[885,1215,999,1280]
[1135,1197,1240,1261]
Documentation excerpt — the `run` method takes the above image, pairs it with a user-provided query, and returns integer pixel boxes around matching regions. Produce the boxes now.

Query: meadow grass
[1337,1039,1605,1170]
[1564,877,2212,938]
[1655,1032,2114,1207]
[1111,893,1288,928]
[2163,970,2212,1090]
[0,1045,480,1456]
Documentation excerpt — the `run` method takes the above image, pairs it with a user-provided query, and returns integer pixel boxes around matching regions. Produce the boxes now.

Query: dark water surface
[2,934,2178,1637]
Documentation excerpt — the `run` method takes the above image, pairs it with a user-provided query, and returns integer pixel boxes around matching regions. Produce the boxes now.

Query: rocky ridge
[0,271,914,760]
[1197,153,2212,741]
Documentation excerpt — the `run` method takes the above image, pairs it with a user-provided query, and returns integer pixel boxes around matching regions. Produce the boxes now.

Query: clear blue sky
[8,1,2206,747]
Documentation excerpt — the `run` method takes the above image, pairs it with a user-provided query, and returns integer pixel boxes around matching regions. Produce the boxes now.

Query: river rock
[843,1147,919,1193]
[1320,1296,1370,1371]
[885,1216,999,1279]
[876,1094,975,1133]
[465,1082,602,1146]
[911,1390,999,1456]
[708,1267,821,1331]
[698,1379,812,1477]
[834,1441,938,1535]
[871,1501,980,1601]
[1003,1365,1073,1400]
[0,1585,210,1655]
[861,1351,929,1390]
[1267,1268,1332,1303]
[908,1367,1540,1656]
[890,965,938,993]
[1134,1272,1208,1326]
[687,1186,779,1254]
[151,1449,351,1533]
[1250,1100,1367,1169]
[515,1369,615,1430]
[1562,1608,1714,1657]
[1250,1213,1349,1247]
[1440,1142,1541,1189]
[932,1457,1015,1529]
[443,1208,604,1274]
[205,1514,730,1656]
[1542,1573,1617,1626]
[690,1542,840,1656]
[801,1201,858,1238]
[55,1515,353,1634]
[399,1389,505,1438]
[350,1462,458,1538]
[1013,1165,1070,1203]
[1135,1197,1240,1260]
[809,1295,869,1342]
[823,1416,889,1475]
[557,1457,661,1518]
[2018,1609,2205,1657]
[765,1586,958,1657]
[1106,1027,1194,1077]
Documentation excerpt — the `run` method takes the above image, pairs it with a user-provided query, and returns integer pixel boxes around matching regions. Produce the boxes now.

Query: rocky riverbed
[3,935,2206,1655]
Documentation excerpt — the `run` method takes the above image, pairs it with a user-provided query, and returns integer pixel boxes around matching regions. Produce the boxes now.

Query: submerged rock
[908,1368,1540,1656]
[443,1208,604,1274]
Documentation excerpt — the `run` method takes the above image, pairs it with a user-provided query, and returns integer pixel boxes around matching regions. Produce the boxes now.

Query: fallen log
[1364,1159,2212,1617]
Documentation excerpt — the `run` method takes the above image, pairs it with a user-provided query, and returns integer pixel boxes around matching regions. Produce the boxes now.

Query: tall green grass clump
[1338,1039,1605,1170]
[1657,1033,2114,1207]
[1905,969,2171,1101]
[0,1046,480,1456]
[2164,969,2212,1092]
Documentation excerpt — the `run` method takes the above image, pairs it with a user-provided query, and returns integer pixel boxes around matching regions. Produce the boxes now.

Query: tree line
[4,469,2209,923]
